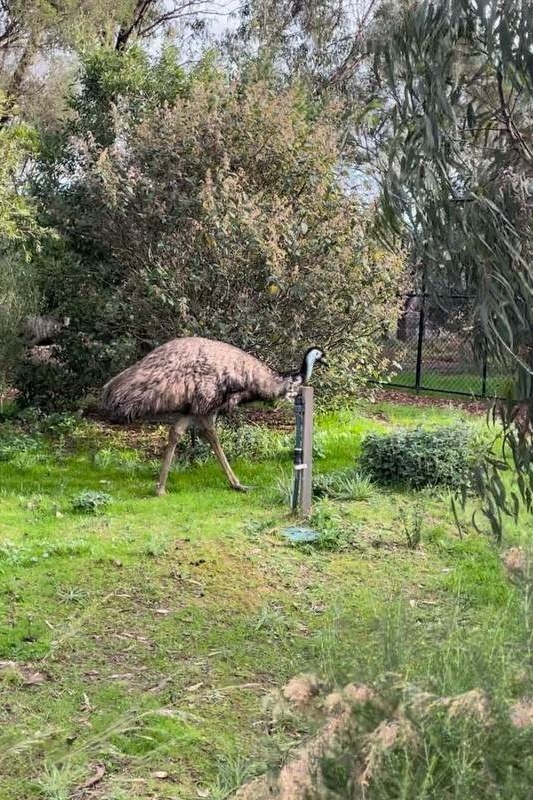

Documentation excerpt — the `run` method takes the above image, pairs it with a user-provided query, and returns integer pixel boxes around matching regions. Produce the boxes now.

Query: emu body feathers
[102,337,296,422]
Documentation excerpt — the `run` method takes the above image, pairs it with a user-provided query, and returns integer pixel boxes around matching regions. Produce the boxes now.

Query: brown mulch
[85,405,296,433]
[78,420,171,459]
[369,388,488,415]
[77,406,295,457]
[237,407,294,431]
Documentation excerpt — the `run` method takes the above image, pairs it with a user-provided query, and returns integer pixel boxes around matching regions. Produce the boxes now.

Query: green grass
[0,399,531,799]
[385,368,511,397]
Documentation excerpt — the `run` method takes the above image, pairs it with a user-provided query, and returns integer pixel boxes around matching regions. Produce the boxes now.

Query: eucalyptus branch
[496,67,533,162]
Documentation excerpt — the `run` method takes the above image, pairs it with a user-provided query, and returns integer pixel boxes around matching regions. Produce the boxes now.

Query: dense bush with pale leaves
[29,55,403,409]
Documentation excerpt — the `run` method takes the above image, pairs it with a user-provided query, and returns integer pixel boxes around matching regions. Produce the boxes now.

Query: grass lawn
[0,400,532,799]
[383,369,511,398]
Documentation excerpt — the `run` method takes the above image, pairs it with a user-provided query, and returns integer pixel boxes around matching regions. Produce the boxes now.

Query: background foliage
[27,54,403,408]
[0,90,42,387]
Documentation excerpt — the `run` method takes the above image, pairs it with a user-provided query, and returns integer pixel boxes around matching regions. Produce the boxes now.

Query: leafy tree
[0,90,42,385]
[226,0,377,90]
[68,44,191,146]
[0,95,39,240]
[0,0,231,130]
[0,0,223,56]
[28,62,403,409]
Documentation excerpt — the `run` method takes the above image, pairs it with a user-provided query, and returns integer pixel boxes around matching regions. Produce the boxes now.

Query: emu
[102,337,326,495]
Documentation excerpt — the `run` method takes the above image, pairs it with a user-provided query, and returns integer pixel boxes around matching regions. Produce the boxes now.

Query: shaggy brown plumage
[101,336,326,495]
[102,337,299,422]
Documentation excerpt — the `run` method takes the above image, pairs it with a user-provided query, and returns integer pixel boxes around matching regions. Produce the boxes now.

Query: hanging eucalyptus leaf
[370,0,533,541]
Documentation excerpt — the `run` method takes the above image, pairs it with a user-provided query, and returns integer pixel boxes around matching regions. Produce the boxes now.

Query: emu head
[300,347,327,383]
[283,346,327,400]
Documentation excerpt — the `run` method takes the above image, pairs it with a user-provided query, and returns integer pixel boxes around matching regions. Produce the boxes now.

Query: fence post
[481,339,488,397]
[292,387,314,515]
[292,392,303,512]
[415,292,425,391]
[300,387,314,515]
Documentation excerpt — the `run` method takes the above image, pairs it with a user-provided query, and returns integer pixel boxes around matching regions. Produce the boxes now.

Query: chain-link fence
[377,293,514,399]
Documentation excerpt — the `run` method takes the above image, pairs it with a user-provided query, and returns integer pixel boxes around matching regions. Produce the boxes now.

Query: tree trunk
[0,33,36,126]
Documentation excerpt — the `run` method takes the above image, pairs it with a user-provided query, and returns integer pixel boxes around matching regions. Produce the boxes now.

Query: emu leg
[156,417,190,496]
[199,420,249,492]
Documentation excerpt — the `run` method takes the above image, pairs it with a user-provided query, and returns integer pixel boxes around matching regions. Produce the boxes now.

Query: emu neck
[301,352,318,383]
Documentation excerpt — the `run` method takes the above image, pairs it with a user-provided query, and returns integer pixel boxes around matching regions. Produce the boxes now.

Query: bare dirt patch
[368,388,487,414]
[502,548,530,580]
[510,699,533,729]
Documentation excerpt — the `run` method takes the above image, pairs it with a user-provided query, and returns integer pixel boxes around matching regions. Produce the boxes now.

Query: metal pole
[481,338,488,398]
[300,387,314,515]
[292,392,304,512]
[415,291,425,391]
[291,387,314,515]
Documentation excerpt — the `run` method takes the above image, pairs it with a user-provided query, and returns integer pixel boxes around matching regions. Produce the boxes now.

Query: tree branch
[115,0,155,51]
[496,67,517,142]
[0,0,20,49]
[325,0,379,86]
[116,0,236,47]
[137,4,233,39]
[496,66,533,161]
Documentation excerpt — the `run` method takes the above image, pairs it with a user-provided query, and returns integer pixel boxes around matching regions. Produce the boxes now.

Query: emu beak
[319,357,328,367]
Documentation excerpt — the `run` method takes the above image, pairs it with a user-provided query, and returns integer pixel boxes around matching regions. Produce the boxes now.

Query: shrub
[0,431,46,463]
[397,501,425,549]
[38,412,84,436]
[314,469,374,501]
[0,92,43,390]
[219,424,289,462]
[31,58,403,409]
[359,424,477,490]
[13,358,75,413]
[92,447,143,474]
[71,490,112,514]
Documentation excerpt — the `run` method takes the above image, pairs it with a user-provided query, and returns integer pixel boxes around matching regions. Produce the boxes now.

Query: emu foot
[232,483,251,492]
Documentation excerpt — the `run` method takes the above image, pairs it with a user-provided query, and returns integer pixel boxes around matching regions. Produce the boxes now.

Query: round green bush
[359,424,478,490]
